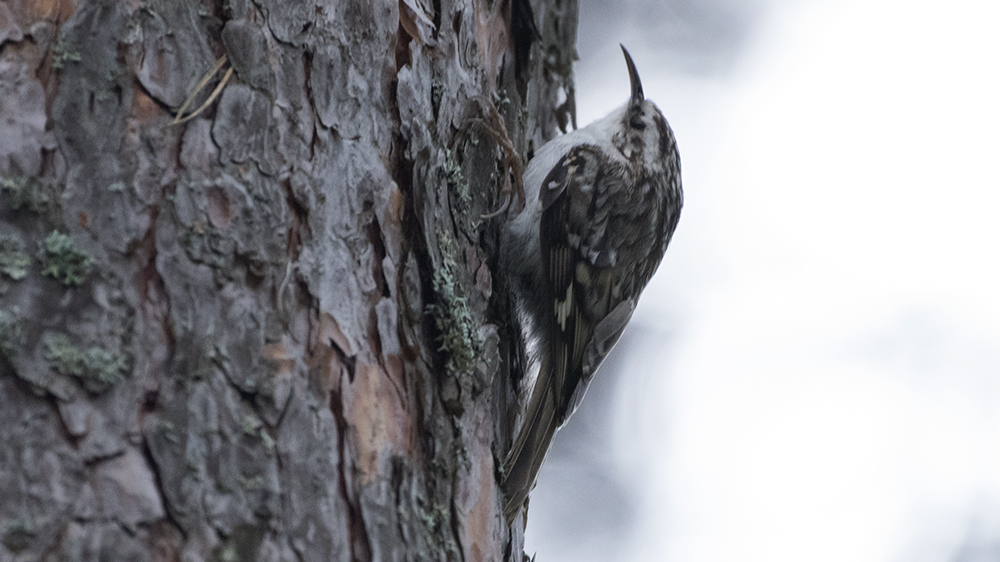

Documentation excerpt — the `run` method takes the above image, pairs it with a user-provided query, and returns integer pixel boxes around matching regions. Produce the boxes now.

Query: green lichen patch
[0,234,30,280]
[429,266,476,374]
[410,484,460,556]
[207,524,264,562]
[238,474,264,491]
[43,332,84,375]
[51,35,82,69]
[241,414,262,436]
[259,429,276,456]
[427,229,482,379]
[43,332,126,394]
[0,308,22,358]
[491,90,511,113]
[1,518,35,553]
[38,231,92,286]
[81,347,127,390]
[443,148,471,203]
[0,175,48,212]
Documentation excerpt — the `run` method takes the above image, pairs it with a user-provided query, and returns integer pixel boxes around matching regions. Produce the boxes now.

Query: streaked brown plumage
[500,46,682,522]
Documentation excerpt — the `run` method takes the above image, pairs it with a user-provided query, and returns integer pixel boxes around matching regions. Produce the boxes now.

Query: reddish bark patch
[388,184,405,224]
[343,362,411,485]
[131,81,163,124]
[309,312,354,399]
[0,4,24,43]
[205,185,231,229]
[261,336,296,376]
[146,520,183,562]
[316,311,354,358]
[394,14,412,70]
[455,406,502,562]
[15,0,73,27]
[0,42,47,175]
[472,0,511,91]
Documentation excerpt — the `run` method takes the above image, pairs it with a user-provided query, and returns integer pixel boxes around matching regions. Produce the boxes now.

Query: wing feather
[538,145,627,420]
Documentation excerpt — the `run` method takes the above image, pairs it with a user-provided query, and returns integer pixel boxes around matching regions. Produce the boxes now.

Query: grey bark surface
[0,0,576,560]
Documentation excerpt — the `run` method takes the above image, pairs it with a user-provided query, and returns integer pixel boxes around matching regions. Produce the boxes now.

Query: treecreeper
[500,45,684,523]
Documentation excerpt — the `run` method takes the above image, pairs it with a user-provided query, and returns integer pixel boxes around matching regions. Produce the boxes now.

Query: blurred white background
[523,0,1000,560]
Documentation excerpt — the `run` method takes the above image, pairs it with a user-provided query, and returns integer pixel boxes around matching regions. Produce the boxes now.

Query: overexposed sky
[526,1,1000,560]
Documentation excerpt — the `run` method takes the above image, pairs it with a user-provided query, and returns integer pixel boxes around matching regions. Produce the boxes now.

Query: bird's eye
[629,115,646,130]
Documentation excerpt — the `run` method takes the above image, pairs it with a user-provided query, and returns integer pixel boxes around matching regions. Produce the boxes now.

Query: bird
[500,45,683,523]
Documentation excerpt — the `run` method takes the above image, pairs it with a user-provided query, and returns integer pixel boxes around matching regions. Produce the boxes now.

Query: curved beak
[620,45,644,105]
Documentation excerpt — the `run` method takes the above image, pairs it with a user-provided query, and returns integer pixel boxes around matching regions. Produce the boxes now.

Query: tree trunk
[0,0,576,560]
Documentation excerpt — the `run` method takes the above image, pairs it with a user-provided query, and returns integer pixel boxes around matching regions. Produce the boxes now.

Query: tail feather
[500,362,560,522]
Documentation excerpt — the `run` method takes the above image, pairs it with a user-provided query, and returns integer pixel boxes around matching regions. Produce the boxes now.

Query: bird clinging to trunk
[500,45,683,523]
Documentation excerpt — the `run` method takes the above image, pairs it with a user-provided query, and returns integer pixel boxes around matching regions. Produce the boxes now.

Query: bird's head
[611,46,678,175]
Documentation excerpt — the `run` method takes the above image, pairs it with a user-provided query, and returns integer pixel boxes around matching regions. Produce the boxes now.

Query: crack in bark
[133,173,185,550]
[136,202,176,374]
[129,76,176,118]
[301,48,320,164]
[329,380,373,562]
[281,178,310,261]
[141,438,188,542]
[366,216,389,299]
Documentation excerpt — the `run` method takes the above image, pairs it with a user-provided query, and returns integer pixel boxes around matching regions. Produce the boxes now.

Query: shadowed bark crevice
[140,438,188,543]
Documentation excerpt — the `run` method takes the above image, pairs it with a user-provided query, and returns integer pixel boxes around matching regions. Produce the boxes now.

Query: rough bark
[0,0,576,560]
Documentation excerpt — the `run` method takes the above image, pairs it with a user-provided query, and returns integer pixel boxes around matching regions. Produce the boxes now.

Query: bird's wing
[502,143,674,521]
[538,144,629,421]
[502,144,616,520]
